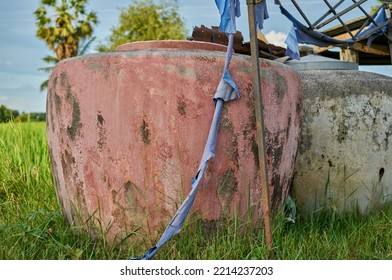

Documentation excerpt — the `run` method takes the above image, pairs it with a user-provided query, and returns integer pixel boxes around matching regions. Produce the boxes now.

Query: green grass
[1,122,392,260]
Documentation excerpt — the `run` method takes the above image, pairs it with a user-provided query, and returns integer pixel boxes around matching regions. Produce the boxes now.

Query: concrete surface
[293,70,392,214]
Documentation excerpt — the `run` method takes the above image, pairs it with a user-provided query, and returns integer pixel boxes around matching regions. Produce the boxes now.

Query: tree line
[0,105,46,123]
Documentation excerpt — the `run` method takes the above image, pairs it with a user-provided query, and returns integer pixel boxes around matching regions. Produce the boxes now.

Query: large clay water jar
[293,70,392,214]
[46,40,302,243]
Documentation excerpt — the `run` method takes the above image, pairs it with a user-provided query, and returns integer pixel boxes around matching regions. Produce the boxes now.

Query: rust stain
[221,107,239,168]
[337,119,348,143]
[296,98,302,116]
[60,72,67,87]
[60,149,86,210]
[217,168,238,217]
[226,135,239,169]
[60,72,82,141]
[261,69,287,101]
[66,95,82,141]
[52,75,58,89]
[96,112,107,151]
[76,181,86,205]
[54,93,62,114]
[61,150,75,180]
[221,106,234,133]
[140,120,151,145]
[266,134,283,170]
[251,136,259,168]
[242,87,260,168]
[276,73,288,100]
[177,99,187,116]
[97,113,105,126]
[270,174,282,212]
[286,114,292,141]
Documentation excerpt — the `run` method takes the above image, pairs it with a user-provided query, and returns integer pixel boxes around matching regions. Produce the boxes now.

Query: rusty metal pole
[246,0,274,258]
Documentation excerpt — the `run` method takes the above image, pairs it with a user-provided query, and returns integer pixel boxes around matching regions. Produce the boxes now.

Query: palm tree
[34,0,98,91]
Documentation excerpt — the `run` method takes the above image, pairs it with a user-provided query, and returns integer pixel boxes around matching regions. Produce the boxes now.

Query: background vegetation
[0,122,391,260]
[97,0,186,52]
[0,105,45,123]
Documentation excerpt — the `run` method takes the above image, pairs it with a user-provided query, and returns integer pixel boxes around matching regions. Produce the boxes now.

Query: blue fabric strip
[284,25,300,61]
[279,4,388,60]
[255,0,269,31]
[215,0,268,33]
[357,6,387,48]
[214,33,239,101]
[215,0,241,34]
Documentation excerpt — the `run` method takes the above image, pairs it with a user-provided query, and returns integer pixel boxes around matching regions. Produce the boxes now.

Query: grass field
[1,122,392,260]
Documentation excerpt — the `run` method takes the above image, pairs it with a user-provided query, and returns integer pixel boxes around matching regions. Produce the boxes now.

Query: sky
[0,0,391,113]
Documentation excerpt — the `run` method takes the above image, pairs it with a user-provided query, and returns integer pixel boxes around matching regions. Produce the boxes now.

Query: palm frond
[38,66,55,73]
[42,55,59,64]
[78,36,96,55]
[40,79,49,92]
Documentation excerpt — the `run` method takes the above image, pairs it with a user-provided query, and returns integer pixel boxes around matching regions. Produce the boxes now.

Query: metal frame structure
[288,0,392,63]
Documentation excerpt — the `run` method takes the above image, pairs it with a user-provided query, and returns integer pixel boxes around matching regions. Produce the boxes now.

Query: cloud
[265,30,287,48]
[0,95,8,101]
[3,60,13,65]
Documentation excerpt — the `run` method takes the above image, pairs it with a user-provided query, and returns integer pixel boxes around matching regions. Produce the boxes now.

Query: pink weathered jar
[46,40,302,243]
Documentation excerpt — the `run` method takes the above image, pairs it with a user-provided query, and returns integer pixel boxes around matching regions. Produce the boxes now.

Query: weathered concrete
[293,70,392,214]
[46,41,302,243]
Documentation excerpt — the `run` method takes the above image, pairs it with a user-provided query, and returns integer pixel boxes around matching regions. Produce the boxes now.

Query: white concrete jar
[293,70,392,214]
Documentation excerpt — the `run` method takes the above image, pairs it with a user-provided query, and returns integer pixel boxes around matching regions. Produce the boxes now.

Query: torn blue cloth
[255,0,269,31]
[279,4,390,60]
[215,0,269,33]
[131,21,239,261]
[357,6,387,48]
[215,0,241,34]
[279,5,354,60]
[214,33,239,101]
[284,25,300,61]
